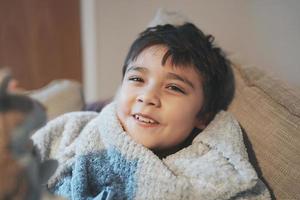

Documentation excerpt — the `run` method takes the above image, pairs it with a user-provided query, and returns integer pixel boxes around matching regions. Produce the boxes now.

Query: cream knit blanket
[32,102,270,200]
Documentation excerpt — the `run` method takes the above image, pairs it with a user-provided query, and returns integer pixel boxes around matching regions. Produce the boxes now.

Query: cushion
[229,62,300,199]
[83,98,111,113]
[26,80,84,120]
[148,8,188,27]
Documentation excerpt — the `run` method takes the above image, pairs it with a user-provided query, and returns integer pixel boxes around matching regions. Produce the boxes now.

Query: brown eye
[128,76,144,82]
[166,85,186,94]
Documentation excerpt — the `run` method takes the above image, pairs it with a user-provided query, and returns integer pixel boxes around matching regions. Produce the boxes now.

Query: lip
[132,113,160,127]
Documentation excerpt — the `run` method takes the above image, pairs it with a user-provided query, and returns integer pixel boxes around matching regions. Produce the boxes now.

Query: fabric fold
[32,102,270,200]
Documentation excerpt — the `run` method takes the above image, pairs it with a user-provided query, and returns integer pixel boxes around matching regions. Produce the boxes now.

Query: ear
[194,118,206,130]
[194,113,213,130]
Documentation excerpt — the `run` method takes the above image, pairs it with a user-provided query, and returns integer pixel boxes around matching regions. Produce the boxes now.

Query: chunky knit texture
[32,102,270,200]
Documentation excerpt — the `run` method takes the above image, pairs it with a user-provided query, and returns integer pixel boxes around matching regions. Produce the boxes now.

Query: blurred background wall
[1,0,299,102]
[81,0,300,102]
[0,0,82,90]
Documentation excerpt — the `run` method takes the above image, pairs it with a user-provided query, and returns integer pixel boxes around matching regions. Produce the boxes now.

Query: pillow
[229,63,300,199]
[148,8,188,27]
[26,80,84,120]
[84,98,111,113]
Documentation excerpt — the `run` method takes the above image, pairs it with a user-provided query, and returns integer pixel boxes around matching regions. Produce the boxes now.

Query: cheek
[169,109,196,128]
[166,97,200,119]
[164,99,201,132]
[116,86,133,115]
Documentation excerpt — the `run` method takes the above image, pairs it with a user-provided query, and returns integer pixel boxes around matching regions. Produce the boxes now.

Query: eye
[166,84,186,94]
[128,76,144,83]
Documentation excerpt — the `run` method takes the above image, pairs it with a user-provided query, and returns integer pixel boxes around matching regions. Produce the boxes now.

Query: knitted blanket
[32,102,270,200]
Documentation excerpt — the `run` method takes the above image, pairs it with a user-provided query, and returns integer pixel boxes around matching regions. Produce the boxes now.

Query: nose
[136,87,161,107]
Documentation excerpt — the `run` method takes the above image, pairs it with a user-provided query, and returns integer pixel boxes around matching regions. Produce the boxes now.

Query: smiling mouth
[133,114,159,124]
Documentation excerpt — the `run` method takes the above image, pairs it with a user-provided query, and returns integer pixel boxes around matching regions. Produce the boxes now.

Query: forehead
[131,45,166,64]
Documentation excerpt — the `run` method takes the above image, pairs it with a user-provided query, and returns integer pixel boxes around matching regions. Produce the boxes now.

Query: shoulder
[31,111,98,161]
[164,111,265,199]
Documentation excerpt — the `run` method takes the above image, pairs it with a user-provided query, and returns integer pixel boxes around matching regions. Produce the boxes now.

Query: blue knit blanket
[32,102,270,200]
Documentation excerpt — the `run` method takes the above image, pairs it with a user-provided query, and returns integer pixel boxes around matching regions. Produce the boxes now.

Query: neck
[154,128,201,159]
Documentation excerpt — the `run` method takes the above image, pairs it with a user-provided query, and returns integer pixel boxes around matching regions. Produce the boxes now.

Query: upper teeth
[134,114,156,124]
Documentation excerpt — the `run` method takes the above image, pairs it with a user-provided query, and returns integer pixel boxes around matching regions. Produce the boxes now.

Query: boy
[32,23,270,199]
[116,23,234,158]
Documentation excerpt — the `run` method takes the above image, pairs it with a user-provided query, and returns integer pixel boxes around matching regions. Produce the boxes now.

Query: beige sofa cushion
[26,80,84,120]
[229,63,300,199]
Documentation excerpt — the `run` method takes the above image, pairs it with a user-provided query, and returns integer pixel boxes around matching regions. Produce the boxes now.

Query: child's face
[116,45,205,151]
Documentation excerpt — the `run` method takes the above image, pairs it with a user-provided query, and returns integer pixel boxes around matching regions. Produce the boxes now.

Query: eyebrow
[166,72,195,89]
[126,66,148,73]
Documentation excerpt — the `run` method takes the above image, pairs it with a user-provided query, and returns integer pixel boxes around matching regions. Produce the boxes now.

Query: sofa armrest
[229,63,300,200]
[27,80,84,120]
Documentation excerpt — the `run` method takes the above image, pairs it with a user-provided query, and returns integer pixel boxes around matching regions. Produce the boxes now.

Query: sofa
[92,63,300,200]
[228,62,300,199]
[3,63,299,200]
[24,9,300,199]
[27,60,299,200]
